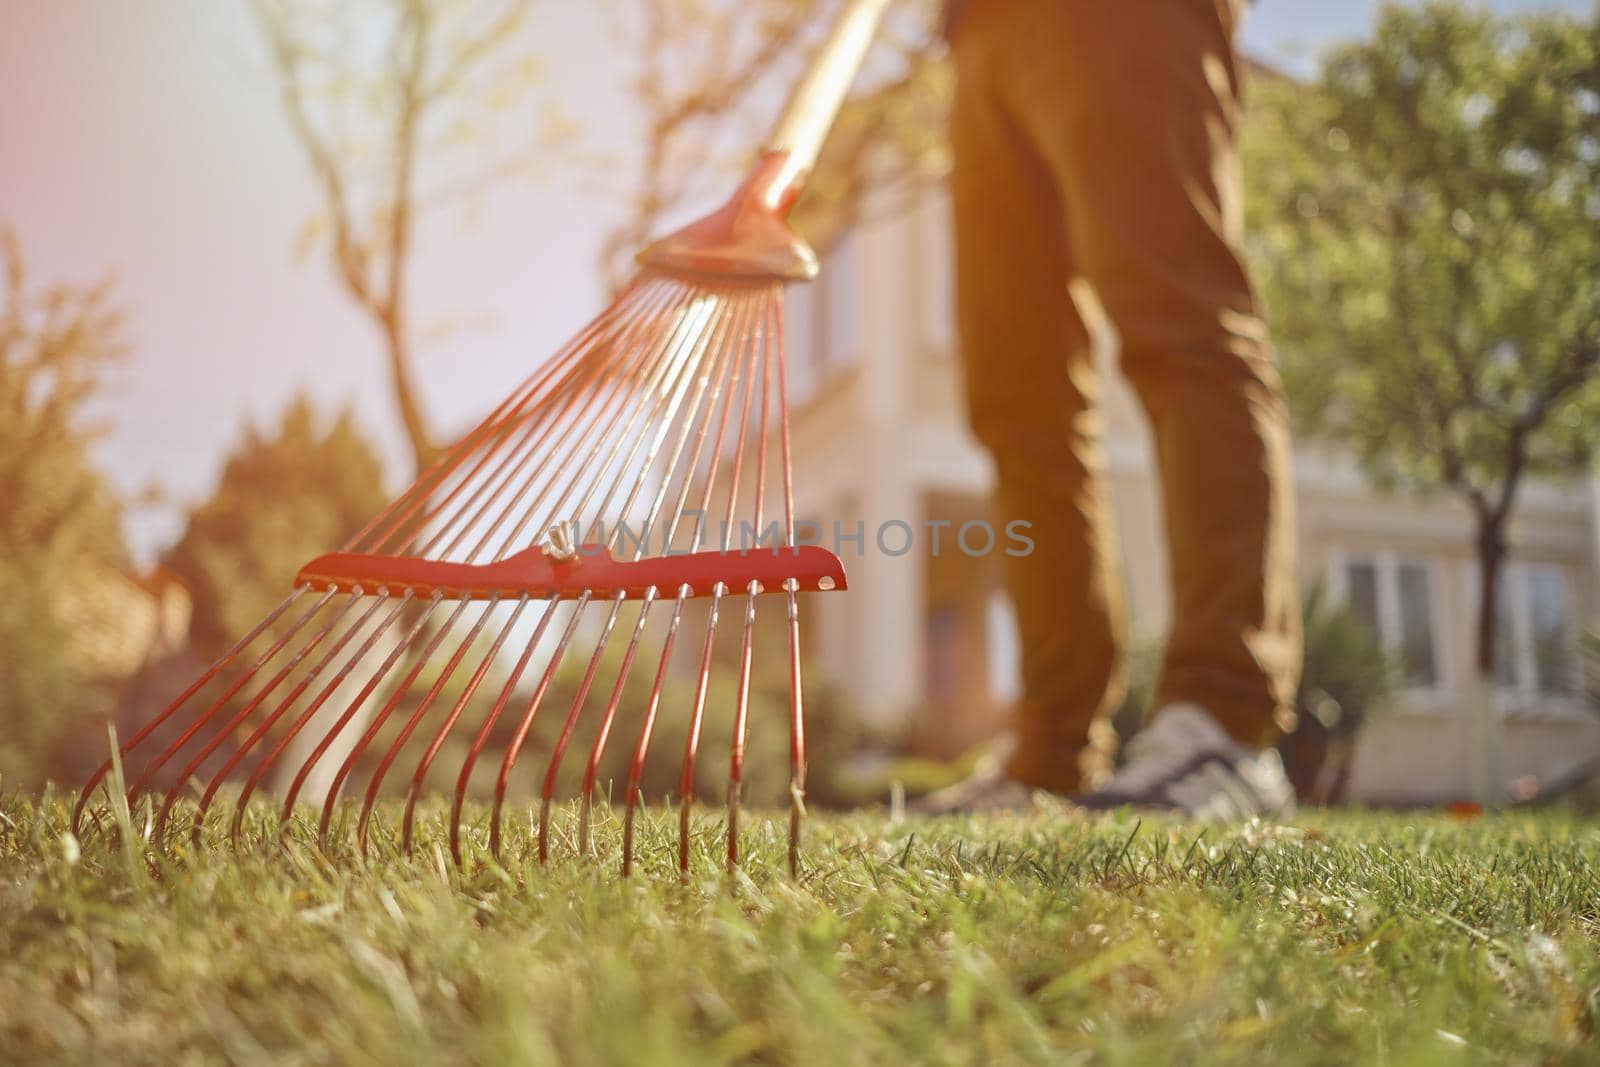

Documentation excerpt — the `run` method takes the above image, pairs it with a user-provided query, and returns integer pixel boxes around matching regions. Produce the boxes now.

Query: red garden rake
[73,0,893,875]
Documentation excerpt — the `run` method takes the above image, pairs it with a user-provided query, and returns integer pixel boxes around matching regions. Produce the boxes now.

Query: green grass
[2,792,1598,1065]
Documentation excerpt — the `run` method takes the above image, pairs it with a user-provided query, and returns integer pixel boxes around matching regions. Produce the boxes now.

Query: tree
[0,229,127,784]
[164,395,388,658]
[1243,3,1600,803]
[253,0,545,476]
[600,0,949,289]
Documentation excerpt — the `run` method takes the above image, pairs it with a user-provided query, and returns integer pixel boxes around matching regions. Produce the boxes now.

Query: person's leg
[948,1,1127,795]
[993,0,1301,746]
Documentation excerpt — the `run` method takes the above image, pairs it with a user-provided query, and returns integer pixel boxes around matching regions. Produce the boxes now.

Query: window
[1333,553,1442,689]
[986,592,1021,706]
[979,591,1017,710]
[1493,563,1576,699]
[782,233,860,406]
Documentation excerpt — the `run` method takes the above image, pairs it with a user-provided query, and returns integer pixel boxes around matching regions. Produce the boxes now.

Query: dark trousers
[950,0,1302,792]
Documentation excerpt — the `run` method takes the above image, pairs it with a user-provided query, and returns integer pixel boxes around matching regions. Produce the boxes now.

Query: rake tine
[622,585,688,877]
[769,292,808,877]
[678,582,725,876]
[782,581,807,876]
[277,592,441,826]
[489,591,592,859]
[116,587,337,815]
[515,290,714,560]
[655,297,763,554]
[227,590,417,844]
[572,293,740,536]
[538,591,629,863]
[184,590,391,844]
[451,595,563,864]
[71,587,307,835]
[315,596,474,845]
[355,596,503,854]
[702,277,768,876]
[401,594,531,854]
[576,590,658,856]
[611,292,756,554]
[662,290,760,872]
[358,278,666,557]
[146,589,357,838]
[456,283,696,562]
[153,589,369,842]
[428,282,689,562]
[726,581,760,873]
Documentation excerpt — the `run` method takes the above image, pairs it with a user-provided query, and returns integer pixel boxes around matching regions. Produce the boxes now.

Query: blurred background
[3,0,1598,809]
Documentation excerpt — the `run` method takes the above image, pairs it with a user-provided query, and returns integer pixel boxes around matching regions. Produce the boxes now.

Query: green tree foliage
[164,396,388,658]
[1243,4,1600,694]
[1278,586,1399,803]
[0,230,127,783]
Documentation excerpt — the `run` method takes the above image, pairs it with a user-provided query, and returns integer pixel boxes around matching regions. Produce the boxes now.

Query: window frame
[1327,549,1451,708]
[1468,560,1587,717]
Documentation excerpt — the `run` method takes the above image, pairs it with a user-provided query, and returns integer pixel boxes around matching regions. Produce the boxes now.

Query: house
[780,180,1600,806]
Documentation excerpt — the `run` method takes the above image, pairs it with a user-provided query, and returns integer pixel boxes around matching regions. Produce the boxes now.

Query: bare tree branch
[251,0,540,476]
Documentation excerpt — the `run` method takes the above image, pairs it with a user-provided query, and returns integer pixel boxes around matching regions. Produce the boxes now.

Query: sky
[1,0,1594,564]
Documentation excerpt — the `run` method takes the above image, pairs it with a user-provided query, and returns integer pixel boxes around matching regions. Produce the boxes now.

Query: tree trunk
[1470,517,1507,808]
[382,316,436,478]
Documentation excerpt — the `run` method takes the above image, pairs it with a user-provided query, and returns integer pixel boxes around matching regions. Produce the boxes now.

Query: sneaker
[908,751,1042,815]
[1075,703,1295,819]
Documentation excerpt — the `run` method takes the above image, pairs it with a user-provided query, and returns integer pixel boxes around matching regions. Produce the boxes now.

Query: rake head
[74,0,896,873]
[74,174,849,874]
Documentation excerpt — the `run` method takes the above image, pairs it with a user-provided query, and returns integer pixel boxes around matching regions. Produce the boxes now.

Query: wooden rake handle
[766,0,896,190]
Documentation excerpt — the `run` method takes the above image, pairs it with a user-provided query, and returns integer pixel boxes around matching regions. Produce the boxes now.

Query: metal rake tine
[152,588,368,844]
[749,287,775,539]
[622,585,688,877]
[450,594,563,865]
[355,596,504,855]
[769,293,808,876]
[358,278,667,557]
[703,280,765,557]
[277,592,441,826]
[538,591,630,863]
[401,594,531,854]
[449,282,696,564]
[148,589,357,840]
[488,591,592,859]
[610,291,758,555]
[117,587,337,815]
[510,287,717,561]
[577,290,748,537]
[726,581,761,873]
[576,590,658,857]
[185,590,392,845]
[71,587,307,835]
[315,596,475,846]
[227,590,417,845]
[704,284,768,874]
[678,582,725,876]
[782,581,807,877]
[655,295,765,554]
[426,282,689,562]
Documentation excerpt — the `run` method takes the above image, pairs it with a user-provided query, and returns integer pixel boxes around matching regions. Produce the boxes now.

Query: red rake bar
[295,543,846,602]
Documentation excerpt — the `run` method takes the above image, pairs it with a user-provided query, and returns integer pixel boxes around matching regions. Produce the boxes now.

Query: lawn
[1,792,1597,1065]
